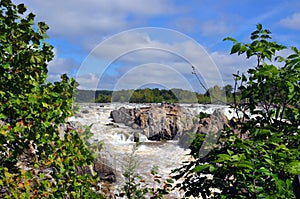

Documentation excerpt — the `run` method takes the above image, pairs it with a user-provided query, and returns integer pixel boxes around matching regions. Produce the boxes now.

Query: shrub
[172,24,300,198]
[0,1,103,198]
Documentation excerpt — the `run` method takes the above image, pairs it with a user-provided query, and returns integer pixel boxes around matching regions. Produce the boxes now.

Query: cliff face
[110,103,229,145]
[110,103,197,141]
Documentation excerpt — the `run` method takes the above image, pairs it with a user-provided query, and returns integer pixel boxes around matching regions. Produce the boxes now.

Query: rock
[179,109,228,148]
[81,109,89,114]
[133,131,140,142]
[195,109,228,135]
[93,156,116,183]
[110,103,196,141]
[110,107,134,126]
[105,123,119,128]
[58,121,84,140]
[77,155,116,183]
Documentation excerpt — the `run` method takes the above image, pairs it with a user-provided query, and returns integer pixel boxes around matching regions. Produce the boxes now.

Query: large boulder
[110,107,135,126]
[110,103,196,141]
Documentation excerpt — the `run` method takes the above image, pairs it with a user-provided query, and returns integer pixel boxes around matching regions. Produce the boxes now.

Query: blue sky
[13,0,300,93]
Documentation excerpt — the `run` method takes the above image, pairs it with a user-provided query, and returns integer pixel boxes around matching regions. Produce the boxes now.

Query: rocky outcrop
[179,109,229,148]
[110,104,229,145]
[110,103,197,141]
[195,109,228,135]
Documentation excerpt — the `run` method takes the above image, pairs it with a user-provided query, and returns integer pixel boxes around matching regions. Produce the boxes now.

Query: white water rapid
[68,103,233,198]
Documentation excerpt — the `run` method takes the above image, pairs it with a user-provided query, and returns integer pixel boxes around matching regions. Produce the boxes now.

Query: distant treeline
[75,84,238,104]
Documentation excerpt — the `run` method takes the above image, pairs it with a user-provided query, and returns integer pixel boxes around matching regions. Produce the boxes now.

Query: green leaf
[193,164,210,172]
[30,55,41,63]
[227,149,234,156]
[38,22,49,34]
[256,23,262,30]
[258,167,273,176]
[39,173,45,179]
[233,74,241,81]
[286,161,300,175]
[216,154,231,162]
[223,37,237,43]
[237,162,254,170]
[42,102,48,108]
[0,113,6,119]
[231,43,241,54]
[242,74,247,82]
[17,3,27,14]
[2,63,10,69]
[250,34,259,40]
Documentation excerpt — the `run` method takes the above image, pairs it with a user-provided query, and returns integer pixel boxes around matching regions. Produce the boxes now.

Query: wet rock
[93,156,116,183]
[133,131,140,142]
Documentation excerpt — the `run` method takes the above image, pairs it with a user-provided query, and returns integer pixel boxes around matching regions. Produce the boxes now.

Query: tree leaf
[231,43,241,54]
[193,164,210,172]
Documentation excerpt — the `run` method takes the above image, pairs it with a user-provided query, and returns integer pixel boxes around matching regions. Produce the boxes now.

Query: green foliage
[77,86,235,104]
[0,1,103,198]
[172,24,300,198]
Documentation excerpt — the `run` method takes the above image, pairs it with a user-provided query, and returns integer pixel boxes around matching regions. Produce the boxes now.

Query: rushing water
[68,103,233,198]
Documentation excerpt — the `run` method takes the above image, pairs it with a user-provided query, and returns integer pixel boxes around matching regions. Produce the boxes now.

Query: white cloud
[13,0,176,45]
[76,73,101,90]
[12,0,293,92]
[200,20,233,36]
[47,49,79,82]
[278,12,300,30]
[210,51,256,83]
[112,63,194,91]
[75,29,247,91]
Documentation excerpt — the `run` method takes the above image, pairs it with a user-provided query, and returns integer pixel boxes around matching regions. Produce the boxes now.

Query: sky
[12,0,300,93]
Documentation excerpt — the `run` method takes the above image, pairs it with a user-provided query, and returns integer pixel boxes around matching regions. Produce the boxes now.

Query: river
[68,103,234,198]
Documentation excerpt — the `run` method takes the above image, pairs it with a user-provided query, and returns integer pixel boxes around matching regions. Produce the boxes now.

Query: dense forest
[75,84,235,104]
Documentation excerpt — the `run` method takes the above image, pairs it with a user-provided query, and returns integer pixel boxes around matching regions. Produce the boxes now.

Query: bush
[172,24,300,198]
[0,1,103,198]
